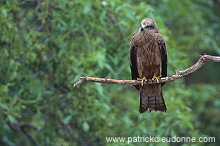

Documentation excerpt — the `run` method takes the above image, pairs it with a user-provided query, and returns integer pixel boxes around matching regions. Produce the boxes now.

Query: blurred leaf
[83,121,90,132]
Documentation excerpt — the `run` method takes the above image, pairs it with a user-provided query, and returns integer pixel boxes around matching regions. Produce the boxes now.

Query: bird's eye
[145,25,154,29]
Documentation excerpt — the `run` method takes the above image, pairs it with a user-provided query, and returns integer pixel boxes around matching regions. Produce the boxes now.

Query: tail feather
[139,84,166,113]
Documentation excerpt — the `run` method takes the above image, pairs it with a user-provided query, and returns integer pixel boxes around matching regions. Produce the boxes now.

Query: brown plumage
[130,18,167,113]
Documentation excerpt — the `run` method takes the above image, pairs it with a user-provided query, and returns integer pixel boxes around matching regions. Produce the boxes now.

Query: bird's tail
[139,84,166,113]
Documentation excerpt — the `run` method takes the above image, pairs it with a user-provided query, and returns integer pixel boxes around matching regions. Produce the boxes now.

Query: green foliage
[0,0,219,145]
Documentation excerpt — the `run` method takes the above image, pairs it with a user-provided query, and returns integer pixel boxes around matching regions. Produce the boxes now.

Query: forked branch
[74,55,220,87]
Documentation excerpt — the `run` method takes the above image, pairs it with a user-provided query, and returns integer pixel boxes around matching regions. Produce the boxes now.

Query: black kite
[130,18,167,113]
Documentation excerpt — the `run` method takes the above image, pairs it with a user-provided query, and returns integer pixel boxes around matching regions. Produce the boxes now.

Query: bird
[130,18,167,113]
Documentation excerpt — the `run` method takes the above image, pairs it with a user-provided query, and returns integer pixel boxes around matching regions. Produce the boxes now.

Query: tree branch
[74,55,220,87]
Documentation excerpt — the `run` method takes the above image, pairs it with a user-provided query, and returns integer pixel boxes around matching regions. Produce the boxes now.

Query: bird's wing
[156,33,167,86]
[130,34,140,90]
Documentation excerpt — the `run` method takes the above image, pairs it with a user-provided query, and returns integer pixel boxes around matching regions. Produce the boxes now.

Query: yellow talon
[137,77,147,86]
[152,75,162,83]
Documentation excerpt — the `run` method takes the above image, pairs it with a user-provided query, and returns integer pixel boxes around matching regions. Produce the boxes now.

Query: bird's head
[139,18,158,33]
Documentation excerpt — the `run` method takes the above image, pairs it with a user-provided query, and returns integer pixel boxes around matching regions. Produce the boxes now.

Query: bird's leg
[152,75,162,83]
[137,77,147,86]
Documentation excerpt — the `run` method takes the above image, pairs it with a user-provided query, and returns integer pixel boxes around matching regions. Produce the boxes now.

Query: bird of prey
[130,18,167,113]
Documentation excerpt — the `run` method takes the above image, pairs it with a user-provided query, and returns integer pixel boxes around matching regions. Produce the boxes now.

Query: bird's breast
[136,33,162,78]
[137,34,160,65]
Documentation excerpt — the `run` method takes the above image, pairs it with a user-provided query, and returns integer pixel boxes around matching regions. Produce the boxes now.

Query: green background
[0,0,220,145]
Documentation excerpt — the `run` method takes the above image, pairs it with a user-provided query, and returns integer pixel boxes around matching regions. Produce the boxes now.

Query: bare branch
[74,55,220,87]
